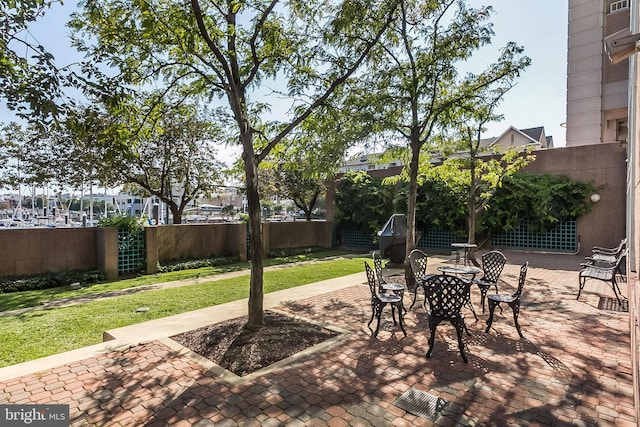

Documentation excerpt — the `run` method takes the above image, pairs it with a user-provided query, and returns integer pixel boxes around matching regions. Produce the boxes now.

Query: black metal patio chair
[373,252,406,313]
[485,262,528,338]
[408,249,436,310]
[472,250,507,313]
[424,274,472,363]
[365,261,406,338]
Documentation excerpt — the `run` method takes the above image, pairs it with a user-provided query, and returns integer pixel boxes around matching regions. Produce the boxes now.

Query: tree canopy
[344,0,530,282]
[69,0,400,328]
[1,0,70,121]
[432,85,536,252]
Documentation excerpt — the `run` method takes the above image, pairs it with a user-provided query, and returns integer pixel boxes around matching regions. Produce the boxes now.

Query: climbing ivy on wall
[334,171,395,240]
[335,171,596,241]
[479,173,597,235]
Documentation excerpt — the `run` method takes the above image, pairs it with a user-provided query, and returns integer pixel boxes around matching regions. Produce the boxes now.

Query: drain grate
[393,388,448,420]
[598,296,628,312]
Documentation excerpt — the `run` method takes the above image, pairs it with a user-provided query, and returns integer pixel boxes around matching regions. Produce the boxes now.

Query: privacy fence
[0,145,626,280]
[0,221,333,280]
[336,218,579,254]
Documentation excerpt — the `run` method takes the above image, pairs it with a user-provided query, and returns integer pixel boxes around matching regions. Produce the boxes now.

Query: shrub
[157,256,240,273]
[334,171,595,242]
[267,246,326,258]
[97,215,144,232]
[0,270,106,293]
[334,171,395,241]
[480,173,596,234]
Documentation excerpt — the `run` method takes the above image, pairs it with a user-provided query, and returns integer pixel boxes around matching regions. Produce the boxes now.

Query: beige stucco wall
[0,227,97,277]
[492,130,539,152]
[265,221,333,251]
[96,227,118,280]
[522,144,627,254]
[156,222,247,263]
[0,221,334,278]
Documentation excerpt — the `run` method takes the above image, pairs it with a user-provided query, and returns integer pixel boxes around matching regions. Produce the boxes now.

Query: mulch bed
[171,310,339,377]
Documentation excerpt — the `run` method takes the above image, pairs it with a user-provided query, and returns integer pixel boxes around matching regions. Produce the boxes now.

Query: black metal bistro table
[451,243,477,266]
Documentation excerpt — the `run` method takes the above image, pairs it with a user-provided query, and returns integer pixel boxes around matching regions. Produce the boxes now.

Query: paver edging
[159,309,352,386]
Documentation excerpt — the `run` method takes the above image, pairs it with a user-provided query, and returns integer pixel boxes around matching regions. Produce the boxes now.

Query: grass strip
[0,257,368,367]
[0,250,356,312]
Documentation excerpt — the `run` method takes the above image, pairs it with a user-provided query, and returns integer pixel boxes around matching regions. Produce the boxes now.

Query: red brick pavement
[0,253,635,426]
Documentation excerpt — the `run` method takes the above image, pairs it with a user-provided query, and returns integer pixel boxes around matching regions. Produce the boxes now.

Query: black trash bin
[378,214,409,264]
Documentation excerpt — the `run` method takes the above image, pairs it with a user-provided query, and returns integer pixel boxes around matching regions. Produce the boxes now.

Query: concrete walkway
[0,251,635,426]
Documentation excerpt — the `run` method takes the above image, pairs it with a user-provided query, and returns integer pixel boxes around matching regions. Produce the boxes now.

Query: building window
[616,119,628,142]
[609,0,629,14]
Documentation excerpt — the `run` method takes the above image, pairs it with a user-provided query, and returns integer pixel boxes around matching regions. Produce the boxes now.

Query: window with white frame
[609,0,629,14]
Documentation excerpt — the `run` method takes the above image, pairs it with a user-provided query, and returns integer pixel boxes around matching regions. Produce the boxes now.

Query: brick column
[95,227,118,280]
[145,226,158,274]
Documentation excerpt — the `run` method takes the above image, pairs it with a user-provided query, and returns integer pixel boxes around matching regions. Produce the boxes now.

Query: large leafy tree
[0,122,54,191]
[272,160,325,221]
[114,100,224,225]
[0,123,24,189]
[69,0,399,328]
[1,0,69,120]
[50,106,118,195]
[353,0,530,283]
[433,87,536,259]
[60,98,224,224]
[432,105,535,260]
[268,110,351,221]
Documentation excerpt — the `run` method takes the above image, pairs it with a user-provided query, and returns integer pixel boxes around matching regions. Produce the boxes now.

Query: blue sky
[467,0,569,146]
[3,0,570,147]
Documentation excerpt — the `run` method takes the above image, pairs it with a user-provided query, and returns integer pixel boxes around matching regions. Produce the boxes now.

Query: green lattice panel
[490,219,577,252]
[117,228,146,275]
[418,228,464,250]
[340,228,377,250]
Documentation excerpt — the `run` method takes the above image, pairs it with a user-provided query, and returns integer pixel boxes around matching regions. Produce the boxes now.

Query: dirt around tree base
[171,310,339,377]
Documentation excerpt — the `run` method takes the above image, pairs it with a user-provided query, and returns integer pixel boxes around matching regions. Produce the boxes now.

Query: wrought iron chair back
[473,250,507,313]
[408,249,434,309]
[512,262,529,299]
[365,261,378,297]
[372,251,387,292]
[480,250,507,284]
[424,274,472,319]
[408,249,428,279]
[423,274,472,362]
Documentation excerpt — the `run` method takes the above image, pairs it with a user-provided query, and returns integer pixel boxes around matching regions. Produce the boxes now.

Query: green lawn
[0,249,356,312]
[0,256,369,368]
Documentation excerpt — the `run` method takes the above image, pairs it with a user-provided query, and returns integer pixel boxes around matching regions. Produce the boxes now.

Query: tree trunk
[404,141,421,289]
[168,202,182,224]
[467,164,479,266]
[242,130,265,330]
[467,191,476,245]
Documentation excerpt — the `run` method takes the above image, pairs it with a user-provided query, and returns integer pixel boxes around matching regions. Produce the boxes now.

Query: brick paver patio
[0,252,635,426]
